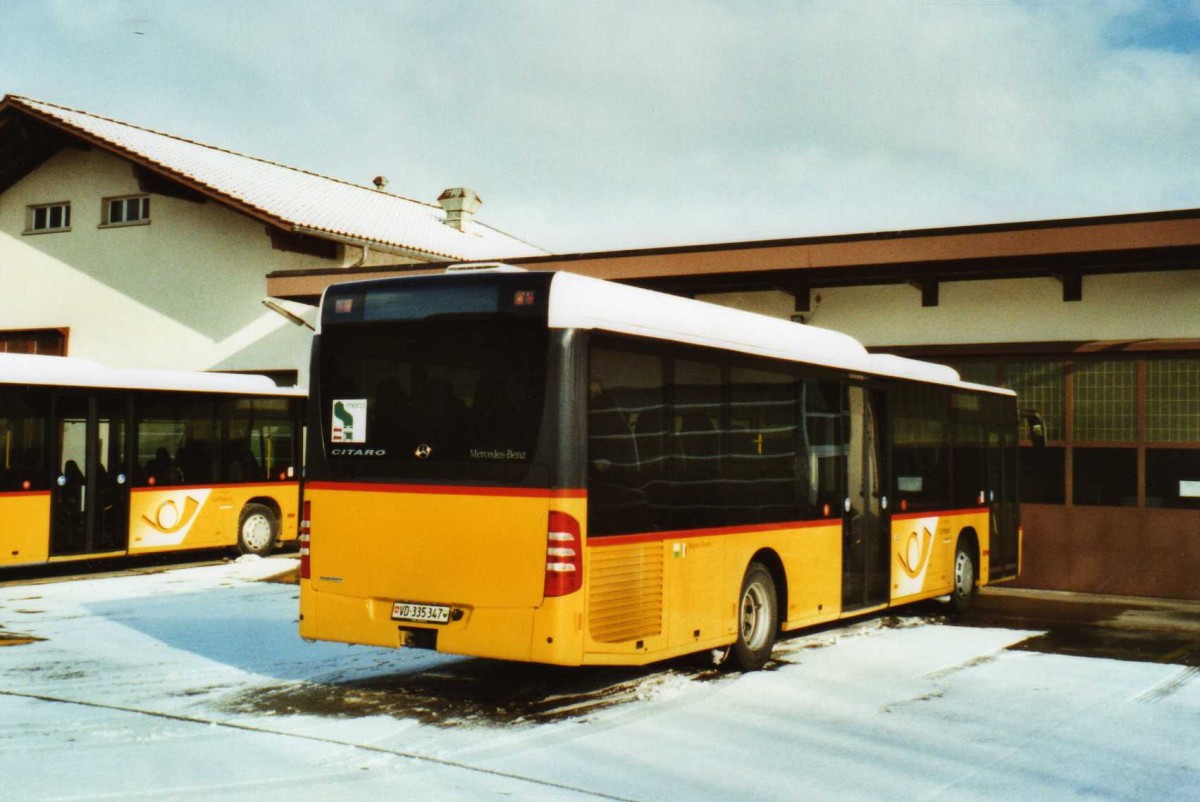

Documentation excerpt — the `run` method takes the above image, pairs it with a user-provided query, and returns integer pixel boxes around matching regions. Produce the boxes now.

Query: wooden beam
[1057,273,1083,302]
[267,226,338,259]
[909,279,939,307]
[133,165,207,203]
[773,278,812,312]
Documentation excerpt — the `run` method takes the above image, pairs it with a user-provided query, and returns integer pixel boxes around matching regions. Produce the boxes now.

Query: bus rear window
[317,320,548,476]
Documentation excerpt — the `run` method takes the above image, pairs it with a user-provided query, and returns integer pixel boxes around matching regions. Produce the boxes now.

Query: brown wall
[1016,504,1200,600]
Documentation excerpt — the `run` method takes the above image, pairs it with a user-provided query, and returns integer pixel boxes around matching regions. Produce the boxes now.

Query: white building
[0,95,545,385]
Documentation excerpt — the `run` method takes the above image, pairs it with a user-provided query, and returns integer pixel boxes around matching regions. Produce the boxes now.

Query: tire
[730,562,779,671]
[950,537,977,614]
[237,503,278,557]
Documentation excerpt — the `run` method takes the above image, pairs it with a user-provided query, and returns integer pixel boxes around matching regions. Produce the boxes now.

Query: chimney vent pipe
[437,187,482,231]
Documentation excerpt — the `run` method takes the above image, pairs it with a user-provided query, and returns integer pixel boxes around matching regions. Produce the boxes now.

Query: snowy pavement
[1,557,1197,801]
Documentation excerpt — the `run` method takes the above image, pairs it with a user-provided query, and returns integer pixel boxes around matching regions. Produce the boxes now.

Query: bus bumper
[299,581,585,665]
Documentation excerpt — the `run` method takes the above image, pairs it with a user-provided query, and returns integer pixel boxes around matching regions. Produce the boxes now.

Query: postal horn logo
[898,527,934,579]
[143,496,202,535]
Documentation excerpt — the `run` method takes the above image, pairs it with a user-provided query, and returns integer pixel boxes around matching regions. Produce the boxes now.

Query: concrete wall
[0,148,340,384]
[701,270,1200,348]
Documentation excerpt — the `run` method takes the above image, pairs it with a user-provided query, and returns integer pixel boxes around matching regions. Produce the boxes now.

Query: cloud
[4,0,1199,252]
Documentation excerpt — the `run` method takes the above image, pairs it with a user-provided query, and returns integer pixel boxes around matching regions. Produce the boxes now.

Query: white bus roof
[318,268,1012,396]
[544,272,1013,395]
[0,354,304,396]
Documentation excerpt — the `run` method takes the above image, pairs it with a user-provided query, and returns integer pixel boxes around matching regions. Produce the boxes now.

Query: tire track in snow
[921,652,1001,680]
[0,687,637,802]
[1133,666,1198,705]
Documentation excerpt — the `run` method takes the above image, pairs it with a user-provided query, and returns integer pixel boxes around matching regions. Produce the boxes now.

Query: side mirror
[1023,411,1046,448]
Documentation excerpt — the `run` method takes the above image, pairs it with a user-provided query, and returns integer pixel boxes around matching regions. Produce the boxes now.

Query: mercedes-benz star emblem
[415,443,432,459]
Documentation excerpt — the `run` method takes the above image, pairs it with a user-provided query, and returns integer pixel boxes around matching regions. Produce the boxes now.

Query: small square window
[25,202,72,234]
[101,194,151,227]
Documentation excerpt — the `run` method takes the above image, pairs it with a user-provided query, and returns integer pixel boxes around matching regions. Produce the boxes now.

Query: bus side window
[0,388,49,492]
[588,389,638,475]
[145,448,181,486]
[587,345,664,536]
[891,383,950,513]
[802,379,843,517]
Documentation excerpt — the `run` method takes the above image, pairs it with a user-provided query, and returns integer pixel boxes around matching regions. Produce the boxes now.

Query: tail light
[544,511,582,597]
[299,500,311,580]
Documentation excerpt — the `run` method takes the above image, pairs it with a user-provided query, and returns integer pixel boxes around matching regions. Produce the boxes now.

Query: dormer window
[25,202,72,234]
[102,194,150,227]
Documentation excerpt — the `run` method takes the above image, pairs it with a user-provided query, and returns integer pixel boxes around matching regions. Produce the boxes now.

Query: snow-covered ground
[1,557,1196,801]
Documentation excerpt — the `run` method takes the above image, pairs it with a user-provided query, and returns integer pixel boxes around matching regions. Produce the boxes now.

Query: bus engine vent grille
[587,542,664,643]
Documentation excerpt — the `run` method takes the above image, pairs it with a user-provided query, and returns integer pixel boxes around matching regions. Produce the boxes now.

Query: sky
[3,0,1200,254]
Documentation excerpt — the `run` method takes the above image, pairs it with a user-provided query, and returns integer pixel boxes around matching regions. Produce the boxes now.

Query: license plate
[391,601,451,624]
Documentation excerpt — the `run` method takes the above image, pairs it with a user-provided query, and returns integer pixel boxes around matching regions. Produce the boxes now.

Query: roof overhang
[0,95,297,232]
[0,103,81,194]
[0,96,545,265]
[266,207,1200,305]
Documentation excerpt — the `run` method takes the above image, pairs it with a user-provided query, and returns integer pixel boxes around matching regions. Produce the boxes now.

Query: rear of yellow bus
[298,271,589,664]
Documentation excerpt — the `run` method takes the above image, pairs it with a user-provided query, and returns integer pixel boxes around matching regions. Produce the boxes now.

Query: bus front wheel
[950,537,977,614]
[731,562,778,671]
[238,503,278,557]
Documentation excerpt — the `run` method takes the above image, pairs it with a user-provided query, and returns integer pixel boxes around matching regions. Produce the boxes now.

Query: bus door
[986,421,1019,580]
[842,383,890,612]
[50,392,130,556]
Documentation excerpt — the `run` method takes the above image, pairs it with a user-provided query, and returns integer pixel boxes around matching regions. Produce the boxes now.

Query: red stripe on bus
[129,482,297,494]
[0,490,51,498]
[890,507,987,522]
[591,518,840,547]
[303,481,579,499]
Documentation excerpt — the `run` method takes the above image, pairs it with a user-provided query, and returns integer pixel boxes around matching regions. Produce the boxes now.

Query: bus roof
[318,268,1013,396]
[544,272,1014,395]
[0,354,304,396]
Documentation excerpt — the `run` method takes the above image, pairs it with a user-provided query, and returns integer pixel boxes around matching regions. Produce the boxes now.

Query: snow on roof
[546,271,1011,393]
[5,95,547,263]
[0,353,303,396]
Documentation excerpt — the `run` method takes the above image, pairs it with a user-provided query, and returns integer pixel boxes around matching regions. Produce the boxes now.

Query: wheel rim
[242,513,272,552]
[954,549,974,599]
[740,580,771,650]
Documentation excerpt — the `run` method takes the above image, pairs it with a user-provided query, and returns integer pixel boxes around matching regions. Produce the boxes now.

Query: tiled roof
[4,96,546,261]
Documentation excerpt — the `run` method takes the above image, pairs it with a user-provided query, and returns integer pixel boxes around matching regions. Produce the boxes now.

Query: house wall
[0,147,338,384]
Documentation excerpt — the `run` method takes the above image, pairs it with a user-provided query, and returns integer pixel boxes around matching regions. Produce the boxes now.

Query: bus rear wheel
[950,537,977,614]
[731,562,778,671]
[238,503,278,557]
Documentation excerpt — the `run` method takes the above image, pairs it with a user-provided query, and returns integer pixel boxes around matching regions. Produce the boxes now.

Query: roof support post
[1057,273,1083,302]
[792,283,812,313]
[909,280,939,307]
[774,277,811,312]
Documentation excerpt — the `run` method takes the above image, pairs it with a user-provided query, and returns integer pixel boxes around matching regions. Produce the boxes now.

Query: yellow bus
[1,354,303,569]
[299,268,1023,670]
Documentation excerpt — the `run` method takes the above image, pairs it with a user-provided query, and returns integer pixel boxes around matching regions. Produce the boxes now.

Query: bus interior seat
[588,392,639,474]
